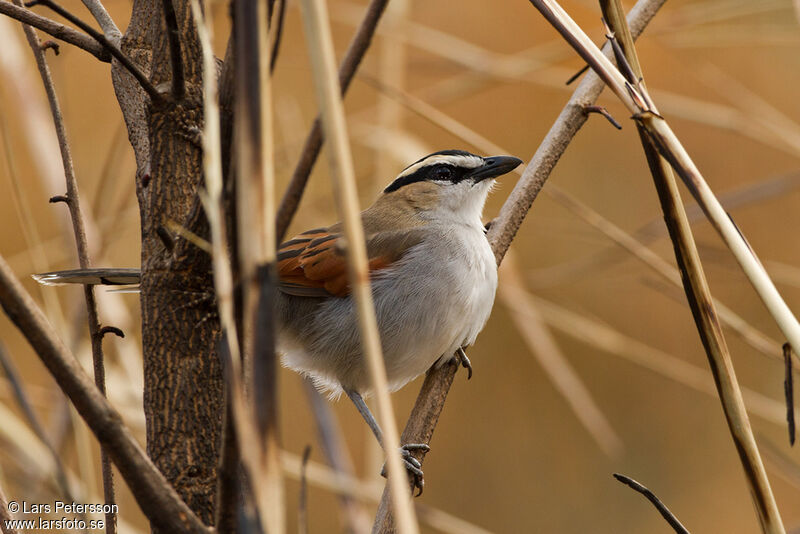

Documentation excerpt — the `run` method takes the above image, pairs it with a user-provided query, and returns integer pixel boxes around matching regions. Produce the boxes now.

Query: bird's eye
[434,166,453,180]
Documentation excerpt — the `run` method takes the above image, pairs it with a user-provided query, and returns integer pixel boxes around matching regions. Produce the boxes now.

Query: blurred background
[1,0,800,532]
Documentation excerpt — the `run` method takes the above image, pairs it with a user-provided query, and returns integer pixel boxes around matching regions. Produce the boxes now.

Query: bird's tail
[32,268,142,287]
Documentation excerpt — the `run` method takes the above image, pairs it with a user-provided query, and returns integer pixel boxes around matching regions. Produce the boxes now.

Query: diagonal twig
[613,473,690,534]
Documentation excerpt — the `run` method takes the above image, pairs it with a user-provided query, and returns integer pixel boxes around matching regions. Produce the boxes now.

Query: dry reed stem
[192,4,280,533]
[13,7,117,530]
[298,0,419,532]
[499,253,623,457]
[599,1,783,530]
[0,256,210,533]
[232,0,284,528]
[529,0,800,361]
[373,0,667,529]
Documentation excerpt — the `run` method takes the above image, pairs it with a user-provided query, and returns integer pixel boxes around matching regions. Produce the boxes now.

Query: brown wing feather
[277,230,395,298]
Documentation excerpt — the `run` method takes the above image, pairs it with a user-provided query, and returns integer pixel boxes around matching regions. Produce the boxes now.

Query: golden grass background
[1,0,800,531]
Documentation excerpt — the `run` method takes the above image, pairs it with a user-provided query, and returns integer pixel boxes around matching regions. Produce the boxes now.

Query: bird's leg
[344,389,430,495]
[456,347,473,379]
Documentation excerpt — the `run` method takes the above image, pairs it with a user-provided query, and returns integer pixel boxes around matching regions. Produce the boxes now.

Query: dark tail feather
[32,268,142,286]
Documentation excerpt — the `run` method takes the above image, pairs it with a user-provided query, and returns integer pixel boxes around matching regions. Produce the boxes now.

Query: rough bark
[111,0,224,527]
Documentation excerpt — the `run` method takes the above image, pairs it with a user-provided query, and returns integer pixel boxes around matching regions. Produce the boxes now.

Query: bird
[34,149,523,492]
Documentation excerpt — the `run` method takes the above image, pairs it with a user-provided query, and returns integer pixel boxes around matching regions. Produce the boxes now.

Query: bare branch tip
[49,194,69,204]
[583,105,622,129]
[40,40,60,55]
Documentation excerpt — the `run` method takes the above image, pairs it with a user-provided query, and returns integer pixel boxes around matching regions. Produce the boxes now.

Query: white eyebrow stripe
[395,154,484,180]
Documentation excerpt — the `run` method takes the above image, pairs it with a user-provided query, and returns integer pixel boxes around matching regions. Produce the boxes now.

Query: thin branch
[78,0,120,45]
[299,0,419,532]
[26,0,164,103]
[598,2,784,531]
[0,256,210,533]
[613,474,690,534]
[276,0,389,240]
[161,0,185,99]
[16,9,117,531]
[372,0,666,529]
[0,1,109,61]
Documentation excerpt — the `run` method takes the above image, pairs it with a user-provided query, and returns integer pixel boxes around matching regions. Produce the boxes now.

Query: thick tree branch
[0,1,109,61]
[0,257,210,534]
[372,0,667,529]
[275,0,389,240]
[15,9,117,531]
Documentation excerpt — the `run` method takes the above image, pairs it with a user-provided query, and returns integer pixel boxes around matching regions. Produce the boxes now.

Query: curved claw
[381,444,430,496]
[456,347,473,379]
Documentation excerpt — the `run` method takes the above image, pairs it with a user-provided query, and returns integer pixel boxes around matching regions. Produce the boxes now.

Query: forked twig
[0,1,109,60]
[25,0,163,103]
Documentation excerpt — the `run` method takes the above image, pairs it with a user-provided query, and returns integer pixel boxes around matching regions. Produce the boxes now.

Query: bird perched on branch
[35,149,523,492]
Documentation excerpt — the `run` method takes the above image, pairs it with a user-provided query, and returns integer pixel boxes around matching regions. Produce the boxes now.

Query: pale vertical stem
[298,0,419,533]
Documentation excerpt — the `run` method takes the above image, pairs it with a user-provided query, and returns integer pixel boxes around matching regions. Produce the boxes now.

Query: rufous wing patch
[277,231,393,298]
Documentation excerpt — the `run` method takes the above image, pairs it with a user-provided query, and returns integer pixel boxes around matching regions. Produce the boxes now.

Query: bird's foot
[456,347,473,379]
[381,443,430,496]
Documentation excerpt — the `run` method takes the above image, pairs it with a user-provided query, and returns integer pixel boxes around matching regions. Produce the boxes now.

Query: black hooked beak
[469,155,523,182]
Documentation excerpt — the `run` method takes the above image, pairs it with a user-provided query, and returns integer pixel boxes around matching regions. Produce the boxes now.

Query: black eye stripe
[384,163,472,193]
